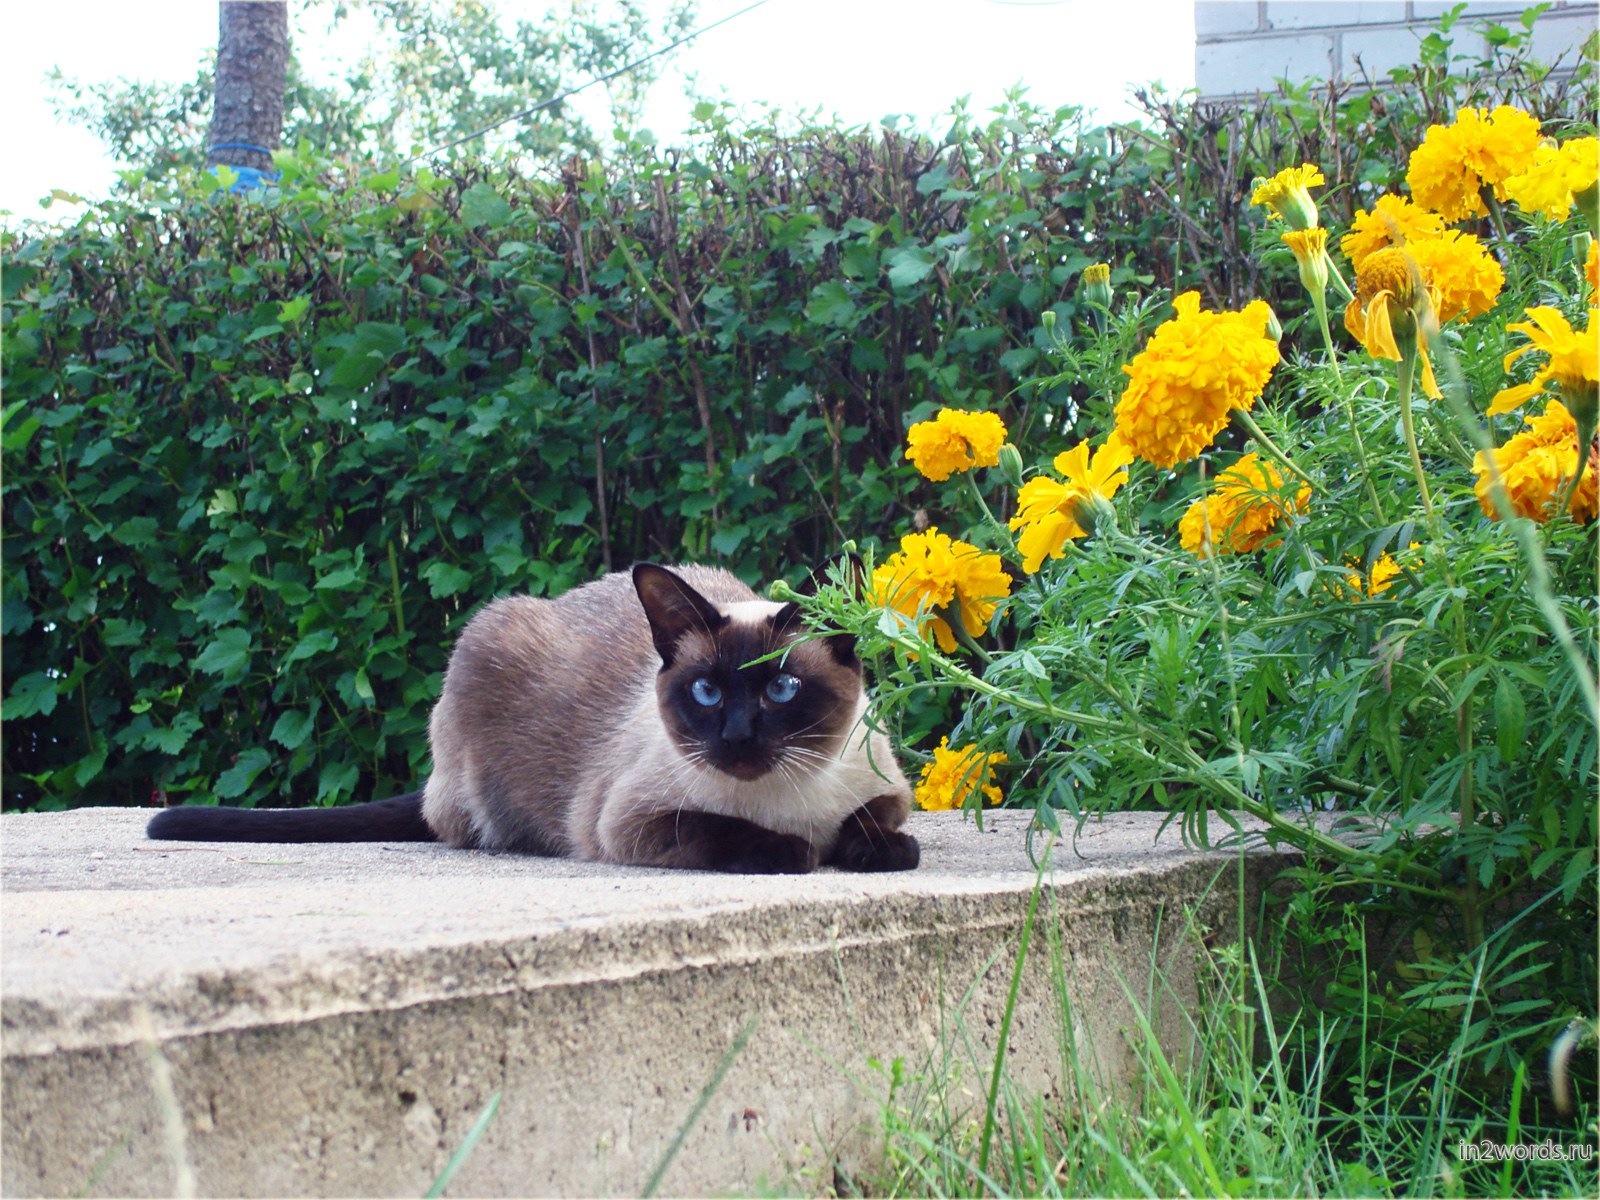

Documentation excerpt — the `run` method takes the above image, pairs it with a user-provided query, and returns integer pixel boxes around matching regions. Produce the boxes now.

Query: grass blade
[641,1016,759,1197]
[424,1090,502,1199]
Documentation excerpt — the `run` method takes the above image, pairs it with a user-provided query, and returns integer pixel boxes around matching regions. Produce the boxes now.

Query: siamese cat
[147,563,919,874]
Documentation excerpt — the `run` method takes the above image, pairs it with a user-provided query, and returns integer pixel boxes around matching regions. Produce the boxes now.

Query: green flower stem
[878,625,1439,883]
[1395,348,1439,531]
[1481,188,1515,251]
[1553,410,1595,523]
[963,469,1016,549]
[1325,249,1355,304]
[1230,408,1315,489]
[1340,390,1386,524]
[1308,288,1384,523]
[1456,693,1486,956]
[1307,287,1342,383]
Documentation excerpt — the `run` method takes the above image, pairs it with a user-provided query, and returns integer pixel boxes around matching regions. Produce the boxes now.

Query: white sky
[1,0,1196,222]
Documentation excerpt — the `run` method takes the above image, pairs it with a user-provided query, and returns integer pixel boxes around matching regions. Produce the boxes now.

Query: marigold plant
[1406,104,1542,221]
[871,528,1012,653]
[1178,452,1310,559]
[904,409,1008,481]
[914,737,1007,811]
[1474,399,1599,522]
[1112,292,1280,468]
[811,97,1597,1189]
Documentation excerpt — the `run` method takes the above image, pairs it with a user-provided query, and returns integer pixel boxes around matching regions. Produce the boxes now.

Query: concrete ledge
[2,808,1299,1197]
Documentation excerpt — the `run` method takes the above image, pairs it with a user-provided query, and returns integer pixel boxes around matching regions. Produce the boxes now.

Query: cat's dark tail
[146,792,435,844]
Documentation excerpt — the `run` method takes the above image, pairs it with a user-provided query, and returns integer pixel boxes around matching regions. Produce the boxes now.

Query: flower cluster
[1503,136,1599,222]
[871,529,1012,653]
[1473,400,1598,523]
[905,409,1007,481]
[1113,292,1280,469]
[1339,195,1445,266]
[914,737,1007,811]
[1178,452,1310,559]
[868,111,1594,821]
[1406,105,1542,221]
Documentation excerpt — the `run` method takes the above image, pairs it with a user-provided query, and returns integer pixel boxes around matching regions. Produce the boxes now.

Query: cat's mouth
[707,753,774,782]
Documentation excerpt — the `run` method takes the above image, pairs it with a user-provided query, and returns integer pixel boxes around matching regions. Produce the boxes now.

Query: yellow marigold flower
[1113,292,1280,470]
[1008,437,1135,572]
[1487,307,1600,421]
[1251,164,1324,230]
[872,529,1012,653]
[905,409,1008,482]
[1178,452,1311,559]
[1345,543,1419,598]
[1407,105,1542,221]
[1406,230,1503,324]
[1473,399,1598,522]
[1503,137,1599,221]
[1343,247,1442,398]
[1340,195,1447,271]
[915,737,1007,811]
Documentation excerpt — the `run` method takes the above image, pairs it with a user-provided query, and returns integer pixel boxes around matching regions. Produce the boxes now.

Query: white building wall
[1195,1,1598,100]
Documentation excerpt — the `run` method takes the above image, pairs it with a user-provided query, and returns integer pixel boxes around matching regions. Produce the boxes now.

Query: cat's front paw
[723,830,819,875]
[826,795,920,872]
[831,828,920,873]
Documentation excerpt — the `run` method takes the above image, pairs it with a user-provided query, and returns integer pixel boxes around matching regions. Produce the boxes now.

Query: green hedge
[2,102,1185,811]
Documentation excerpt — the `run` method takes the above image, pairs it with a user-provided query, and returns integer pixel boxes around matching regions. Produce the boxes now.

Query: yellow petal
[1419,349,1443,399]
[1488,381,1544,416]
[1365,294,1402,361]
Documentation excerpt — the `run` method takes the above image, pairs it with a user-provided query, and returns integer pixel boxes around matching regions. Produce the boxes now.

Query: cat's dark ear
[779,554,865,667]
[633,564,726,666]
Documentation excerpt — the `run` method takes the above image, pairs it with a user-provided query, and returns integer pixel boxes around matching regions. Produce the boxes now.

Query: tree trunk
[206,1,288,172]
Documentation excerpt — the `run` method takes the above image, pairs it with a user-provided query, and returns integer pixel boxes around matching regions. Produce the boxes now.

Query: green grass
[851,863,1597,1200]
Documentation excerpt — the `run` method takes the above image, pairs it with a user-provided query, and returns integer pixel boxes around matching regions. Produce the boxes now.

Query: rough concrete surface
[2,806,1300,1198]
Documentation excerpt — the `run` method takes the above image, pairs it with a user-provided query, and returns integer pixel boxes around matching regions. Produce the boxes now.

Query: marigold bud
[1064,488,1118,538]
[993,443,1025,490]
[1080,263,1113,311]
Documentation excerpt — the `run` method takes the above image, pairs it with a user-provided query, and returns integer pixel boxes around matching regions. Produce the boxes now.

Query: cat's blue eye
[691,678,722,707]
[766,674,801,704]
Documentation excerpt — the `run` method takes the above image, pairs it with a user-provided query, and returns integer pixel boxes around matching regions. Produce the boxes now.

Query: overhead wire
[403,0,769,164]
